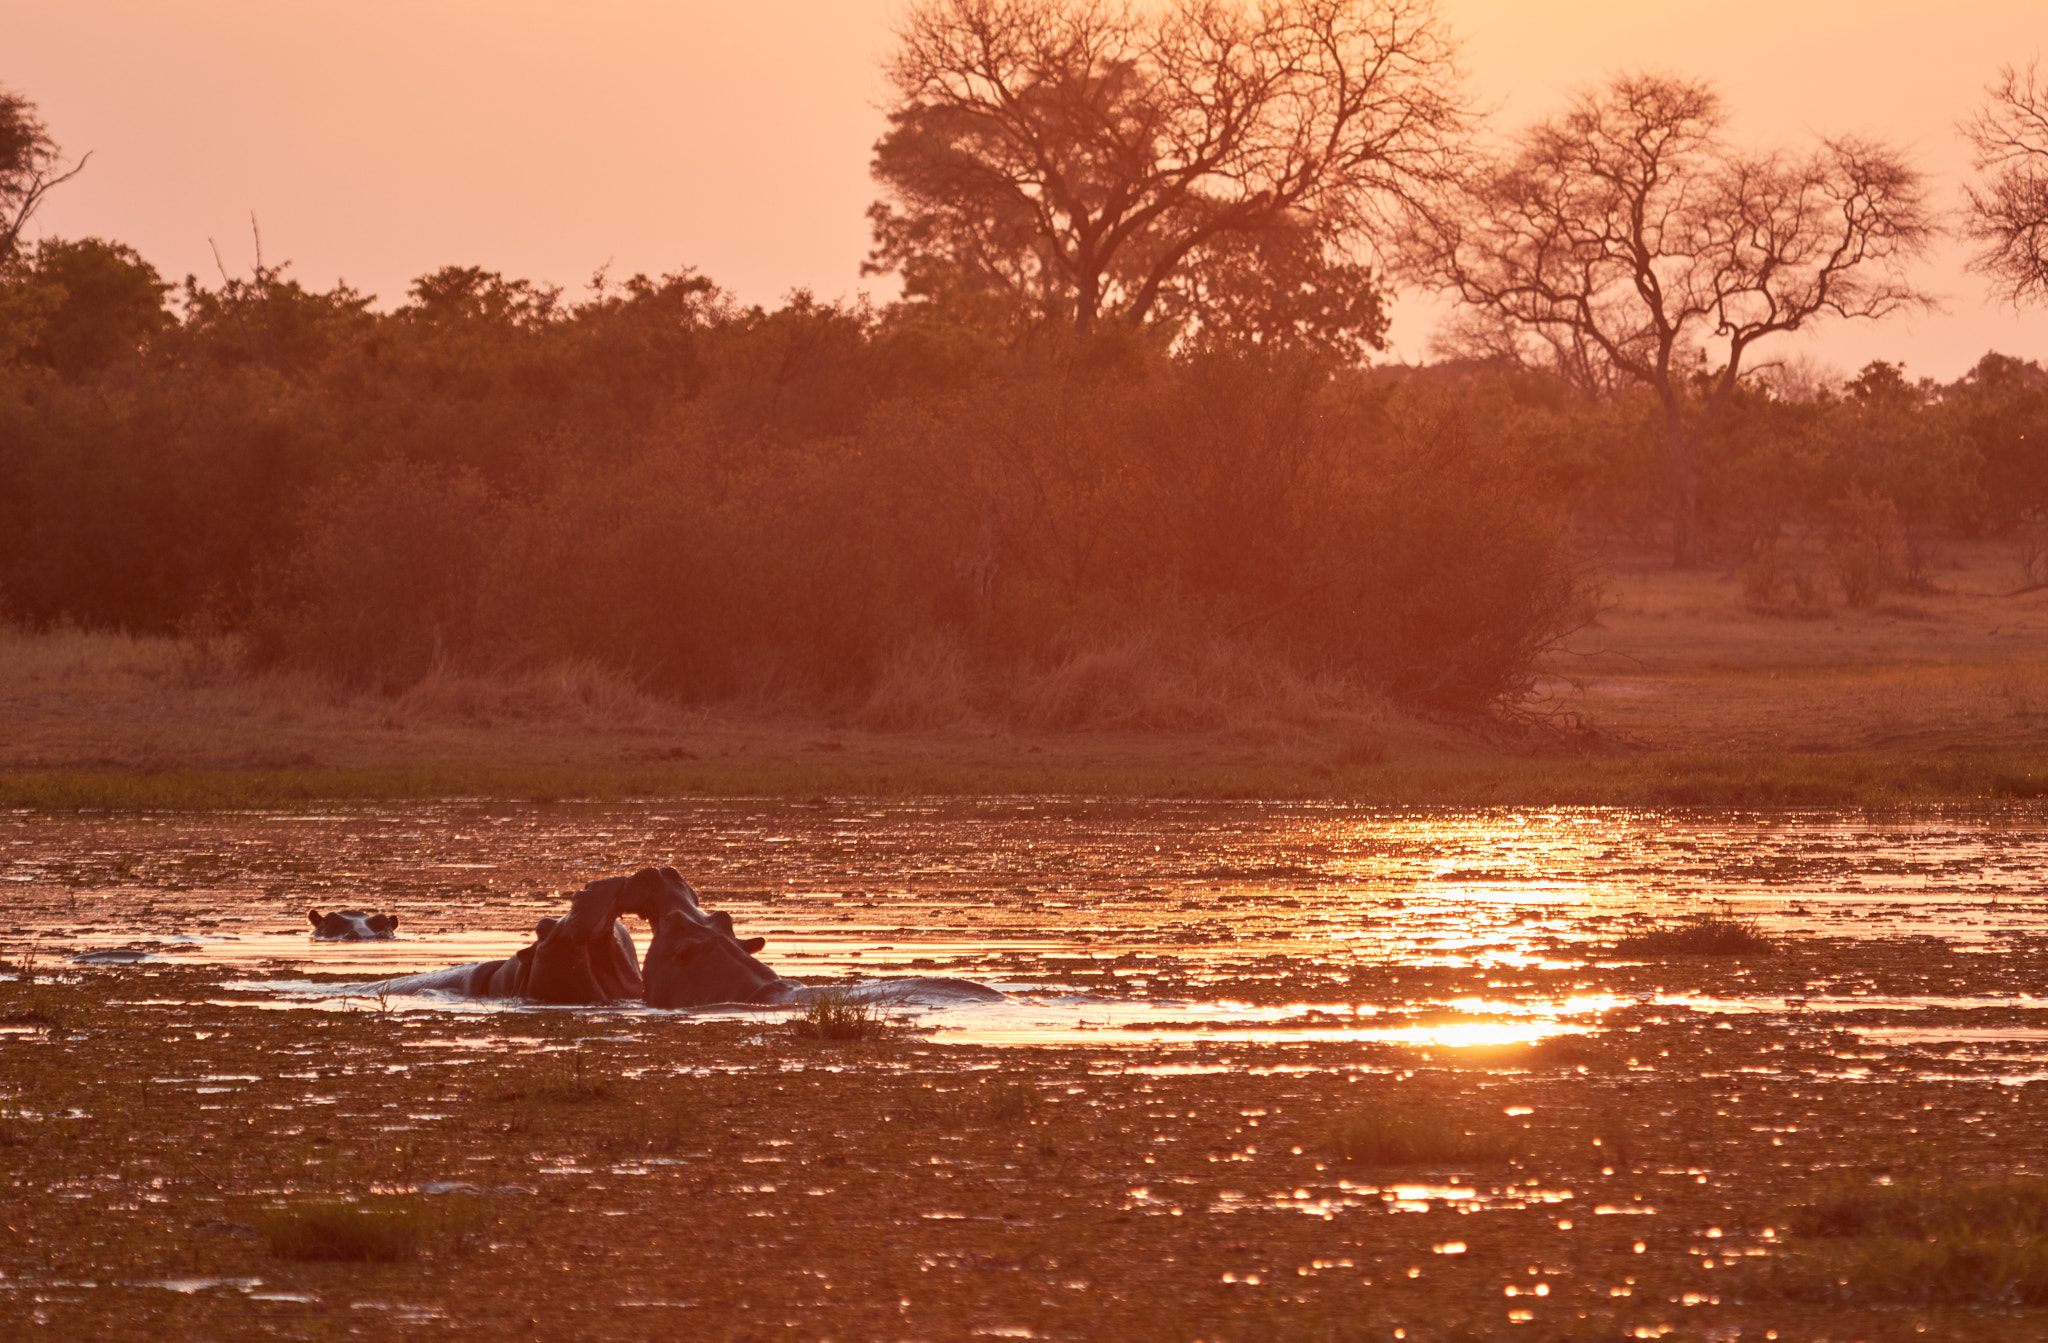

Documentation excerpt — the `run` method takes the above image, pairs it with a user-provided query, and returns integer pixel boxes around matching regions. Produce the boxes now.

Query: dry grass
[2,537,2044,804]
[857,631,1393,744]
[1548,537,2048,755]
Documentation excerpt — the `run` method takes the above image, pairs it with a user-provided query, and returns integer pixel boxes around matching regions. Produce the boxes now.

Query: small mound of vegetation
[484,1053,615,1103]
[1328,1103,1519,1167]
[790,990,893,1042]
[258,1200,424,1263]
[982,1077,1038,1123]
[1613,906,1773,957]
[1758,1177,2048,1305]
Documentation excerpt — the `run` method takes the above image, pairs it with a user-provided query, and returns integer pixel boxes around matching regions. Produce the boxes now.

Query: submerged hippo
[309,909,399,940]
[334,865,1001,1010]
[642,905,1003,1009]
[338,866,753,1005]
[347,875,648,1004]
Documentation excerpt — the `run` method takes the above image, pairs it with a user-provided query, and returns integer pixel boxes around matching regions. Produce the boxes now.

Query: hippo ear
[712,910,737,935]
[535,916,560,940]
[307,910,323,927]
[741,937,766,954]
[370,914,397,934]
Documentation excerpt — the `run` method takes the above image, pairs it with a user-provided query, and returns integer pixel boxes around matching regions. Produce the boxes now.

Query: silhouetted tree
[1409,72,1934,567]
[1962,59,2048,306]
[0,88,87,262]
[867,0,1467,348]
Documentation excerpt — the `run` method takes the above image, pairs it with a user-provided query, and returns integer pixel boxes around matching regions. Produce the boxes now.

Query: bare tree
[1408,72,1934,567]
[0,89,89,263]
[1962,59,2048,306]
[867,0,1470,343]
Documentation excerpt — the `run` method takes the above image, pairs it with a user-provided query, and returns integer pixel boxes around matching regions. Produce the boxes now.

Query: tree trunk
[1662,404,1703,568]
[1073,266,1099,336]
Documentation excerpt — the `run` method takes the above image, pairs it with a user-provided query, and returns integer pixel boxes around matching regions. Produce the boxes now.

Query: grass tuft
[983,1078,1037,1123]
[1757,1177,2048,1305]
[486,1054,615,1104]
[1614,904,1773,957]
[790,989,894,1042]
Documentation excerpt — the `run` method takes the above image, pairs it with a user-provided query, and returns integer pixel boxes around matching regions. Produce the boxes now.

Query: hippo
[346,876,645,1004]
[330,866,1002,1010]
[334,866,747,1005]
[309,909,399,940]
[642,903,1004,1009]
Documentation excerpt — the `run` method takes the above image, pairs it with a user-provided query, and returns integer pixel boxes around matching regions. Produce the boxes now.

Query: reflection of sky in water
[8,802,2048,1044]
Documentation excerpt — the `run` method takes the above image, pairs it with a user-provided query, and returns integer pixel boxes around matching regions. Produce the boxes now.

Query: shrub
[1825,487,1907,608]
[239,343,1593,715]
[1741,540,1830,617]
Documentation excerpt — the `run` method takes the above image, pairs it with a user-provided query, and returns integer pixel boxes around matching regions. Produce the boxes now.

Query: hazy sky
[13,0,2045,381]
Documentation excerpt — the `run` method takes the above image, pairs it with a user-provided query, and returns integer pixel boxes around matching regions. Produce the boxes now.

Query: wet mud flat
[12,953,2048,1342]
[7,801,2048,1339]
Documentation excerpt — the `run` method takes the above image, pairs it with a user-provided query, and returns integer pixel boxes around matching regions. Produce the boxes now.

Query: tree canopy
[866,0,1468,354]
[1408,71,1934,566]
[1962,60,2048,307]
[0,87,87,263]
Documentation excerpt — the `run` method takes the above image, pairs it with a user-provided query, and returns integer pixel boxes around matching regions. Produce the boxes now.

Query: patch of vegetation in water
[1757,1177,2048,1305]
[1614,908,1775,958]
[790,989,896,1042]
[1326,1102,1521,1168]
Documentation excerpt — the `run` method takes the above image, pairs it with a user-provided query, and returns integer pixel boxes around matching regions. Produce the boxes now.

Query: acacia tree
[1962,60,2048,306]
[1411,73,1934,566]
[1,88,88,262]
[866,0,1468,347]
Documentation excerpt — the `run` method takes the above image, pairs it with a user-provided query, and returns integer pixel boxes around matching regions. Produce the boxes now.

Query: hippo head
[309,909,399,941]
[615,867,763,950]
[520,879,646,1005]
[642,909,791,1008]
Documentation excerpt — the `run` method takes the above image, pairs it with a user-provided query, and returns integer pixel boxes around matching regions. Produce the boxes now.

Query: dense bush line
[2,237,2043,713]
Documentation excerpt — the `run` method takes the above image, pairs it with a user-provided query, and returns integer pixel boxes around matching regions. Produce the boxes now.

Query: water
[6,801,2046,1046]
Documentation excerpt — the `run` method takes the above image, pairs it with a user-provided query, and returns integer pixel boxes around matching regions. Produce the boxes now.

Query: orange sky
[15,0,2045,381]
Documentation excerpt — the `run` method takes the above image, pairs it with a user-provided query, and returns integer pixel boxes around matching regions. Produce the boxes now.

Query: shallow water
[6,800,2047,1045]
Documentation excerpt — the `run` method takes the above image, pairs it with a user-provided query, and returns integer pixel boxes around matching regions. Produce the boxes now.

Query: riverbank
[4,541,2043,808]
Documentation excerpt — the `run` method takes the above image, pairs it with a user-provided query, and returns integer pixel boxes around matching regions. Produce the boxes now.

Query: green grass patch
[6,748,2048,809]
